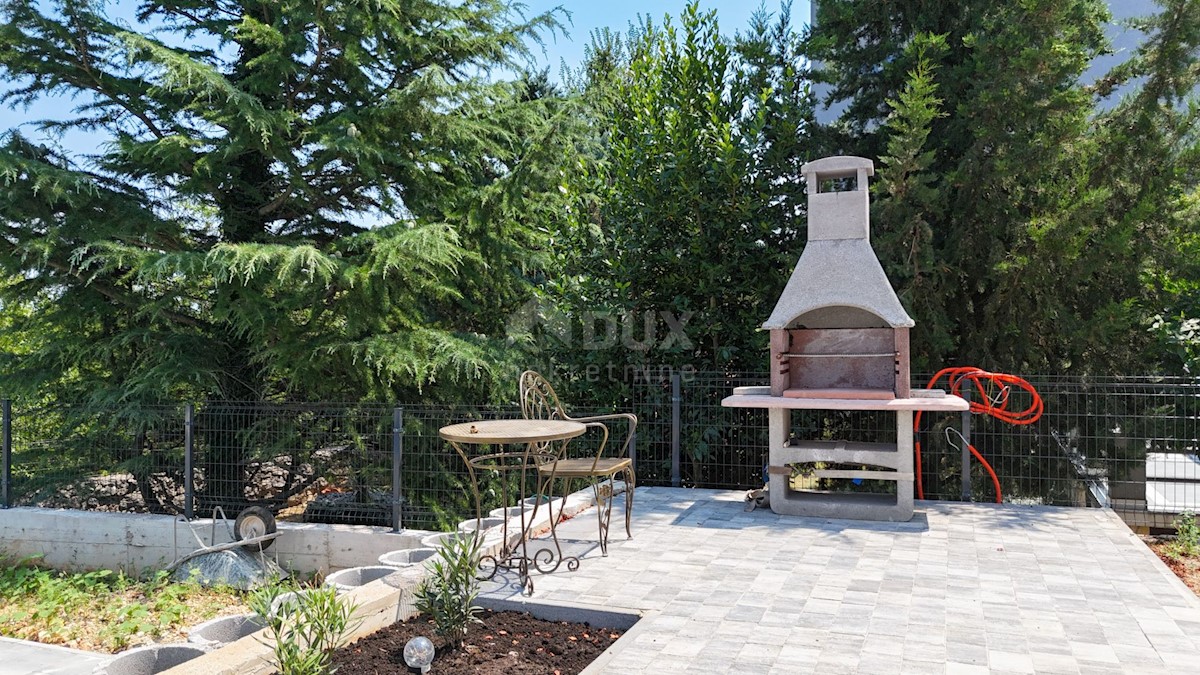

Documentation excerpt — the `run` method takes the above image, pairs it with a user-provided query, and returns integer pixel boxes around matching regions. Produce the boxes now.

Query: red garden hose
[913,367,1044,503]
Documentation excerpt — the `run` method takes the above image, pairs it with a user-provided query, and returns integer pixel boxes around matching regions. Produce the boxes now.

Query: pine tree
[871,33,951,371]
[1099,0,1200,372]
[0,0,571,504]
[807,0,1200,372]
[0,0,572,401]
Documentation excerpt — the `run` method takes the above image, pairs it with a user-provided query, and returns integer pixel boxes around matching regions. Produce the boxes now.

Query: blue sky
[521,1,810,75]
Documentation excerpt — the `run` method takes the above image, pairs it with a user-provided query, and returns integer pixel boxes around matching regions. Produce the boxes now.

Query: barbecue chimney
[764,156,912,400]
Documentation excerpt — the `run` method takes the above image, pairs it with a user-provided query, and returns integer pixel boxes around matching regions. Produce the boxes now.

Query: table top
[721,393,968,412]
[439,418,587,444]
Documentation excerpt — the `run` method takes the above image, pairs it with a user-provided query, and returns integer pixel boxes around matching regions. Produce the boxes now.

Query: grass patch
[0,555,250,653]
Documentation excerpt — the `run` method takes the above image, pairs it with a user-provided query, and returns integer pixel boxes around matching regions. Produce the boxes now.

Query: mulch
[331,609,624,674]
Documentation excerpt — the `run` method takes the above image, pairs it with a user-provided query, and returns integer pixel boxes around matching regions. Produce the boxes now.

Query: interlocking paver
[481,487,1200,673]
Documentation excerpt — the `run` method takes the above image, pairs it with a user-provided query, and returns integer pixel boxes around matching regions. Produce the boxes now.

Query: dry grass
[0,557,250,654]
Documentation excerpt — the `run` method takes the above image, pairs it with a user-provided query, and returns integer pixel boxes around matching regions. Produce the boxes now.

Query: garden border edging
[157,481,620,674]
[476,595,650,675]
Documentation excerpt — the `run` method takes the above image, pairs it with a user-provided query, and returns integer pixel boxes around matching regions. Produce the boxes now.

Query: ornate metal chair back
[520,370,568,421]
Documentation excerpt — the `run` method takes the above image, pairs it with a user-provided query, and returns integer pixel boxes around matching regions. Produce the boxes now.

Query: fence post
[392,407,403,533]
[2,399,11,509]
[671,373,681,488]
[960,387,972,502]
[184,404,194,520]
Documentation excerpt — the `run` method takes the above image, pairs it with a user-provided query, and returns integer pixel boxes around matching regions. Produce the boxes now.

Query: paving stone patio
[0,636,109,675]
[482,487,1200,674]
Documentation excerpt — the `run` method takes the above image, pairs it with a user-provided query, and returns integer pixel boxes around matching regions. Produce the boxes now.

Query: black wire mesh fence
[396,404,522,532]
[0,401,521,531]
[631,372,1200,529]
[190,402,396,526]
[6,403,187,514]
[0,399,624,532]
[2,373,1196,531]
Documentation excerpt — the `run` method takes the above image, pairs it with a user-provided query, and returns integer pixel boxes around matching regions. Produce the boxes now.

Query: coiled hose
[913,367,1043,503]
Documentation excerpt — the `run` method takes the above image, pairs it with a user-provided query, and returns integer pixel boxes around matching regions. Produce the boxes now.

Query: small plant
[1165,511,1200,560]
[249,580,358,675]
[414,533,483,648]
[0,556,246,652]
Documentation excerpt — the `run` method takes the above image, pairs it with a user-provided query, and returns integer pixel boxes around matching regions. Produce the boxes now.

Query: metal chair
[520,370,637,555]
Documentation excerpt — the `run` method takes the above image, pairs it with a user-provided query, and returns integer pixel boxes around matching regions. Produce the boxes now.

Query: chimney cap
[801,156,874,181]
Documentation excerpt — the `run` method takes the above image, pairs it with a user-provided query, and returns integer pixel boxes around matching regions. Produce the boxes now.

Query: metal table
[439,418,586,594]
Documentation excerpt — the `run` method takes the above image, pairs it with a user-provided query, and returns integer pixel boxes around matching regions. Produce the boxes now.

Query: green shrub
[414,534,483,648]
[249,581,357,675]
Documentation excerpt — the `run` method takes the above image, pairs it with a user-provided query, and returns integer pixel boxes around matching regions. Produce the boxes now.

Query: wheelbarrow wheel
[234,506,277,552]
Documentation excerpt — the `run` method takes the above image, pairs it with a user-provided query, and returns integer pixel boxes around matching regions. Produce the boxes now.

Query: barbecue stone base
[766,408,917,522]
[766,475,916,521]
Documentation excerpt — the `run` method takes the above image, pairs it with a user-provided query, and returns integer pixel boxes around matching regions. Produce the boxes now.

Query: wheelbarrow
[167,506,283,585]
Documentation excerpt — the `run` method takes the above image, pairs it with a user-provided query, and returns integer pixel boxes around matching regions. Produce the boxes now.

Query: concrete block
[0,508,451,576]
[274,553,326,576]
[40,511,126,544]
[129,519,186,548]
[326,528,417,569]
[277,523,330,559]
[127,546,176,574]
[774,440,901,470]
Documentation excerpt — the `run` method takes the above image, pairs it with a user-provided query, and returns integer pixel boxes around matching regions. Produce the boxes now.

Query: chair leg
[623,467,635,540]
[593,478,613,556]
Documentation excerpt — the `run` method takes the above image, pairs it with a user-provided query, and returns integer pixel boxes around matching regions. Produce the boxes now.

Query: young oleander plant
[414,534,484,648]
[249,580,358,675]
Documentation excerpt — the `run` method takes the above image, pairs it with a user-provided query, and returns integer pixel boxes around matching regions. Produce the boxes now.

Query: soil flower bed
[1148,539,1200,596]
[332,609,624,674]
[1142,512,1200,598]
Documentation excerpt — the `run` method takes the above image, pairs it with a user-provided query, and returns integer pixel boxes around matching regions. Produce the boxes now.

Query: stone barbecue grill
[722,156,967,521]
[763,156,911,401]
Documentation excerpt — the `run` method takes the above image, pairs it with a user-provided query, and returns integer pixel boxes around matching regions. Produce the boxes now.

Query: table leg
[450,438,582,596]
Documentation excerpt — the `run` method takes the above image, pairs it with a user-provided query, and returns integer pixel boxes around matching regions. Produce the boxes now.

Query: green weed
[1165,511,1200,560]
[0,555,247,652]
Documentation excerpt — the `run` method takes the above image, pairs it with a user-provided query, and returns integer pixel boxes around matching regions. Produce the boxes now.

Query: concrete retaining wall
[0,481,622,576]
[0,508,430,575]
